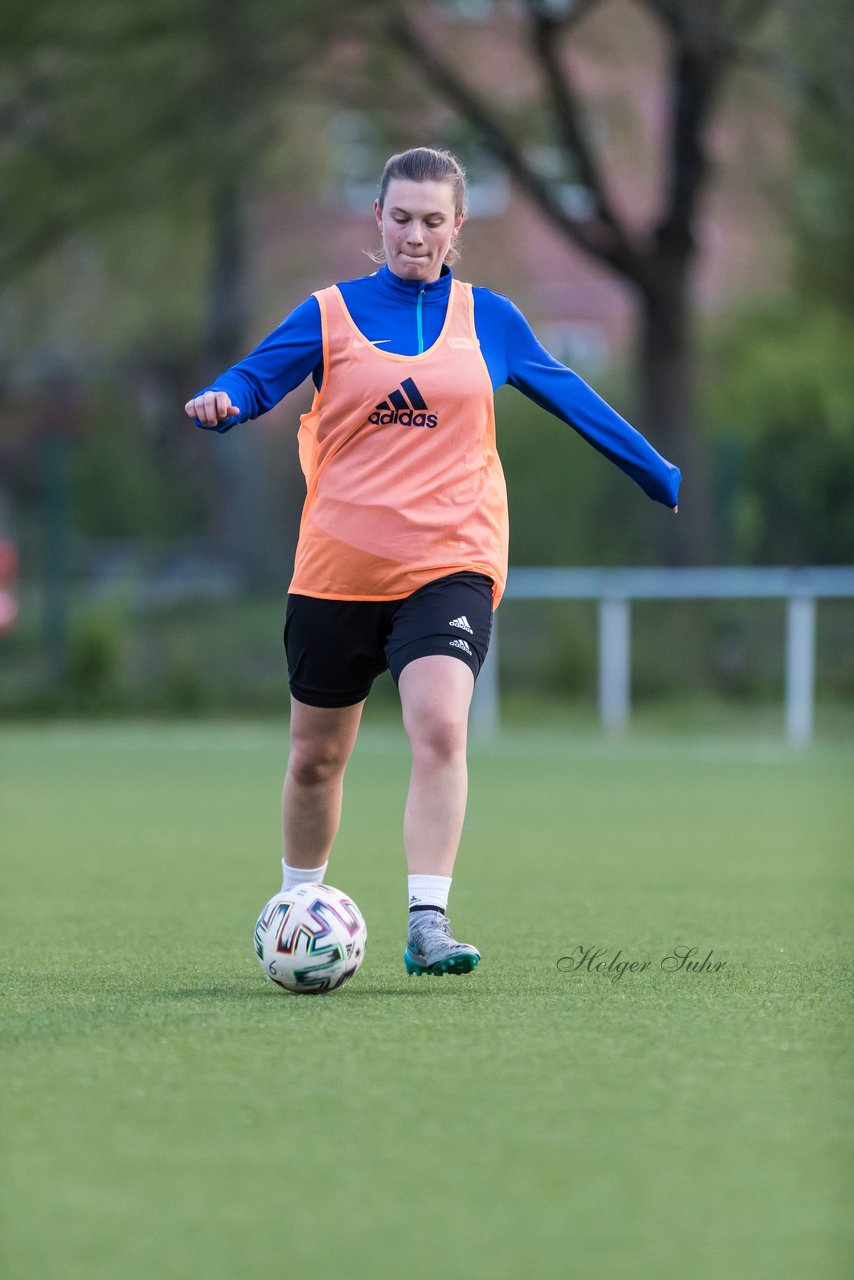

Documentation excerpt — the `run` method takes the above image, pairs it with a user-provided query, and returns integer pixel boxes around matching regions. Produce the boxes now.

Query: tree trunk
[637,260,715,565]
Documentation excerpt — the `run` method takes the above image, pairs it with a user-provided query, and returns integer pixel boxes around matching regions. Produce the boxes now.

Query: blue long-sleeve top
[194,264,681,508]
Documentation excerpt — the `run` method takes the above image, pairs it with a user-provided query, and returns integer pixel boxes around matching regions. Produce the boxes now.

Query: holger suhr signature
[557,945,727,981]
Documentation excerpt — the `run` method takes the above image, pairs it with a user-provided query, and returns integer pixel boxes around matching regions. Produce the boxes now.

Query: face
[374,178,464,283]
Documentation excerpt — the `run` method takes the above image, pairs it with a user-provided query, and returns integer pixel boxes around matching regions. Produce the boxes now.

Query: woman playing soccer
[184,147,680,977]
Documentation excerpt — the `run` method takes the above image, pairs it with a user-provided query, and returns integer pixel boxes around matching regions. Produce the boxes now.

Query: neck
[380,264,452,292]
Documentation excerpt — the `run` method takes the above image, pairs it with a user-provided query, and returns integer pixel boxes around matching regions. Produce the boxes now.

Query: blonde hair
[368,146,467,266]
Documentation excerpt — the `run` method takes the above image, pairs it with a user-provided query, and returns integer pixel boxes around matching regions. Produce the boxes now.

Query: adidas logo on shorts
[449,638,473,655]
[449,614,474,634]
[368,377,438,429]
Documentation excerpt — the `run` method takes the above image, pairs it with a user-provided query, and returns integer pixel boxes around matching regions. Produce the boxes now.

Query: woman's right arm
[184,296,323,433]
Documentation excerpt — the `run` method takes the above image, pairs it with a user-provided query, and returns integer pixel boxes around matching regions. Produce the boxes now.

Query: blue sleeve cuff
[192,377,246,433]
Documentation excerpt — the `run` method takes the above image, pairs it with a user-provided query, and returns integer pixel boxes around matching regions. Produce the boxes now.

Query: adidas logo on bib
[368,377,438,429]
[449,615,474,634]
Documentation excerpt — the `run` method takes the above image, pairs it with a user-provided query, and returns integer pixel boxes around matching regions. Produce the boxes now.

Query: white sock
[281,859,328,892]
[408,874,452,914]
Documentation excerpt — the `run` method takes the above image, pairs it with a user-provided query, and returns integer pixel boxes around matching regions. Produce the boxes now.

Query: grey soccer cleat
[404,910,481,976]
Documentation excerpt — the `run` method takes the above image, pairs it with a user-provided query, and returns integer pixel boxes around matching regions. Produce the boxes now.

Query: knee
[288,738,349,788]
[409,712,468,765]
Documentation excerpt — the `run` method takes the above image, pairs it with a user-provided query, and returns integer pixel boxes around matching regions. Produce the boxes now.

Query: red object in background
[0,537,19,632]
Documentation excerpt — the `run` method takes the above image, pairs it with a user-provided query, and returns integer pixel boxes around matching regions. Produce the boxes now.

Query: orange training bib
[288,280,509,606]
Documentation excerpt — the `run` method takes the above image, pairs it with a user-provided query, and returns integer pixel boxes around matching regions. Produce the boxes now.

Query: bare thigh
[287,696,366,783]
[398,655,474,756]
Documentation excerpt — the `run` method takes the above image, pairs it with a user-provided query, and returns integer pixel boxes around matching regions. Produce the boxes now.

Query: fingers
[672,505,678,514]
[183,391,240,426]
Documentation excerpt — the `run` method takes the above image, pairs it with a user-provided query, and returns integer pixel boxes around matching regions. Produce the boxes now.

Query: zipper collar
[377,263,453,303]
[416,285,425,354]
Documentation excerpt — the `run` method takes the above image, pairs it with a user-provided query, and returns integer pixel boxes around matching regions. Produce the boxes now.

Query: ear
[452,211,465,237]
[373,199,382,229]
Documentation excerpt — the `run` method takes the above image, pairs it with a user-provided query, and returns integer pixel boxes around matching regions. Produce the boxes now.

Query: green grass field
[2,719,852,1279]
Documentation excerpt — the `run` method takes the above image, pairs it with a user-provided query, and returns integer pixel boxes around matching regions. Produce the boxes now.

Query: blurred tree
[705,304,854,563]
[380,0,818,565]
[0,0,354,586]
[0,0,355,285]
[701,0,854,564]
[4,0,848,574]
[783,0,854,316]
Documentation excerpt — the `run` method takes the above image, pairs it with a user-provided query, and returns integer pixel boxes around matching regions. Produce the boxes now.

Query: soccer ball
[254,884,367,994]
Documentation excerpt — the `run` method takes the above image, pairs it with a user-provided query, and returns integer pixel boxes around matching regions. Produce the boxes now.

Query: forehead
[383,177,457,215]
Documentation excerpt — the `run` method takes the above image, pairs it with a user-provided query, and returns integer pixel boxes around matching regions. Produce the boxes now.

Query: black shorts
[284,572,494,708]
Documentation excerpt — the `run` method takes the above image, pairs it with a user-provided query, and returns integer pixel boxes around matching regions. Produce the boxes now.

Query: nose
[406,222,424,245]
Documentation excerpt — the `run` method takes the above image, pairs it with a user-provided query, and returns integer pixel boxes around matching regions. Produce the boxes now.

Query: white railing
[471,567,854,746]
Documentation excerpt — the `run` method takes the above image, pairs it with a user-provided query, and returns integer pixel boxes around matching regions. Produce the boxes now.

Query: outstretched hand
[184,391,241,426]
[672,505,678,514]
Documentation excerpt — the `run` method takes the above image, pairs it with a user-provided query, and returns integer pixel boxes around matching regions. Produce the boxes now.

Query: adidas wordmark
[449,615,474,634]
[368,377,437,429]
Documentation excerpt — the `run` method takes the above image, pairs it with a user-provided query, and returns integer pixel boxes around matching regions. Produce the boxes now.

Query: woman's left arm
[480,293,680,511]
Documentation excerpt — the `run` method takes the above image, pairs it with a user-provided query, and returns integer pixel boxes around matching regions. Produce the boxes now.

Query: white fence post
[785,595,816,748]
[598,596,631,734]
[501,566,853,744]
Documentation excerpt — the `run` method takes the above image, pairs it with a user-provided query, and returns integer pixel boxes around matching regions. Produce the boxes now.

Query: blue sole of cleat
[404,948,480,976]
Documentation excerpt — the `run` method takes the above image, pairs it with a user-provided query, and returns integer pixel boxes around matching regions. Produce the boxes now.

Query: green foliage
[795,120,854,316]
[67,607,124,700]
[0,0,354,283]
[69,393,207,540]
[161,638,208,713]
[785,0,854,316]
[71,424,172,539]
[496,385,659,567]
[704,304,854,563]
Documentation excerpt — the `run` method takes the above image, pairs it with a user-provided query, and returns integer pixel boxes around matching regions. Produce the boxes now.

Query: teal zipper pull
[416,285,425,354]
